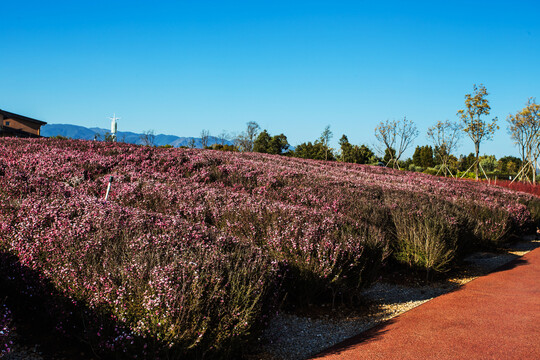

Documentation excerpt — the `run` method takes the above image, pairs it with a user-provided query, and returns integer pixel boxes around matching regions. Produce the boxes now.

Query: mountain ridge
[41,124,231,148]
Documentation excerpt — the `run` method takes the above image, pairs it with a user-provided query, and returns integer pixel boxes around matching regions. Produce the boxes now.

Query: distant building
[0,109,47,138]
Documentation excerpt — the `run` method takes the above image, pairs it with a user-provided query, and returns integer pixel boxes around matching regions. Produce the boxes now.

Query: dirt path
[311,247,540,360]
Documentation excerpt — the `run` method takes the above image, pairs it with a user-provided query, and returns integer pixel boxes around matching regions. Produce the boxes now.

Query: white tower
[109,113,119,142]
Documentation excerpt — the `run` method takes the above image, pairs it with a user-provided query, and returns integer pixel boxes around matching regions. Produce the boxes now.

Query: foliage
[293,140,335,161]
[497,156,521,174]
[457,84,498,179]
[253,130,289,155]
[210,144,239,152]
[479,155,498,172]
[338,135,375,164]
[412,145,435,169]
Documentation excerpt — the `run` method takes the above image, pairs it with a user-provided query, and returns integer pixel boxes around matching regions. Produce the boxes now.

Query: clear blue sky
[2,0,539,158]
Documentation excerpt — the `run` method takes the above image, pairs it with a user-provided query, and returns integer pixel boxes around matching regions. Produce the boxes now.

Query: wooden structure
[0,109,47,138]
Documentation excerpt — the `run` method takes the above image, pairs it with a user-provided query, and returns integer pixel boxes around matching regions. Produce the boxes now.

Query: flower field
[1,138,539,359]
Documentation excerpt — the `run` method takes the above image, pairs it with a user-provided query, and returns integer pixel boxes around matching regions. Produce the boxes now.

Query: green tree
[338,135,375,164]
[253,130,272,153]
[253,130,289,155]
[457,84,498,180]
[268,134,289,155]
[294,141,335,161]
[497,156,522,174]
[479,155,497,172]
[383,147,396,164]
[458,153,476,172]
[412,145,434,168]
[339,135,354,162]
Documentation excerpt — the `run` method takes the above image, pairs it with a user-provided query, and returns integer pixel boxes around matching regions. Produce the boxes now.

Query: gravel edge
[254,236,540,360]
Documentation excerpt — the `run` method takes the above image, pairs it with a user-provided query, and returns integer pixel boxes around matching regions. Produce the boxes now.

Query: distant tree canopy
[294,141,336,161]
[497,156,522,174]
[210,144,238,152]
[338,135,375,164]
[383,147,396,165]
[412,145,434,168]
[479,155,498,173]
[458,153,477,172]
[253,130,290,155]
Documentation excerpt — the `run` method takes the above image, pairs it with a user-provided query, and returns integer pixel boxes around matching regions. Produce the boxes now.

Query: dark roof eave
[0,109,47,125]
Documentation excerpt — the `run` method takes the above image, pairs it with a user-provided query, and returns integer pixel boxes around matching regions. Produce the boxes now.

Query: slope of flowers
[0,138,538,358]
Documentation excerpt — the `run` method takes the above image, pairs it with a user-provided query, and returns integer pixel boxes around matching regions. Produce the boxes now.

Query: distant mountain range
[41,124,232,148]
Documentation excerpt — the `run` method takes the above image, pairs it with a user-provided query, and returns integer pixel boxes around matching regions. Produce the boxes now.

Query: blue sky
[1,1,539,158]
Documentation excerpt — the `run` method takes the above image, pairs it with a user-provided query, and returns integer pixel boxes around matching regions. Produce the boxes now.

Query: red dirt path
[312,247,540,360]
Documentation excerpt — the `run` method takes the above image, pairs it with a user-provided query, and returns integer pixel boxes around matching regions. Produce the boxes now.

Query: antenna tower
[109,113,120,142]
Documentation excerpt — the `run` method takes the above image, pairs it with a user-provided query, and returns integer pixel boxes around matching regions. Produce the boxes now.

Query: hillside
[0,137,538,359]
[41,123,231,147]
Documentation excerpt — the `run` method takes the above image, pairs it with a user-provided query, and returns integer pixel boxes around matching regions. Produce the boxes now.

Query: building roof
[0,109,47,125]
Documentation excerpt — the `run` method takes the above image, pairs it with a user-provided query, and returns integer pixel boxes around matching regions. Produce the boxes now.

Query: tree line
[147,84,539,183]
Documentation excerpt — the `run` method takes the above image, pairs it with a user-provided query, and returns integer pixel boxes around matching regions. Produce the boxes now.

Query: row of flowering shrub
[0,138,538,358]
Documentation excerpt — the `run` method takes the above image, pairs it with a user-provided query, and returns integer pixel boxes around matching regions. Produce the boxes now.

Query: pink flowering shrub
[0,137,539,357]
[388,193,461,274]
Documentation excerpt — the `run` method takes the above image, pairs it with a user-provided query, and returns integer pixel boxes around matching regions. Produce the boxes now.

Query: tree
[320,125,333,161]
[268,134,289,155]
[427,120,462,177]
[235,121,261,152]
[458,153,476,172]
[412,145,434,169]
[294,141,335,161]
[253,130,289,155]
[217,130,229,146]
[497,156,522,174]
[383,147,396,165]
[339,135,353,162]
[253,130,272,153]
[479,155,497,172]
[211,144,238,152]
[188,138,196,148]
[339,135,375,164]
[507,98,540,183]
[457,84,498,180]
[200,129,210,148]
[374,117,418,169]
[140,130,156,146]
